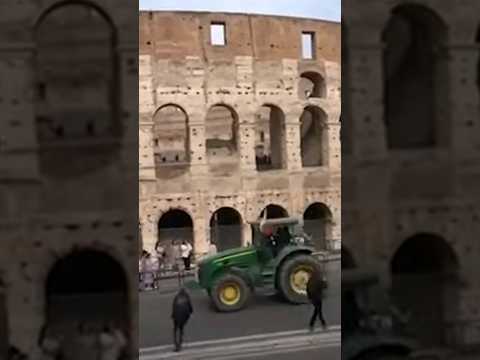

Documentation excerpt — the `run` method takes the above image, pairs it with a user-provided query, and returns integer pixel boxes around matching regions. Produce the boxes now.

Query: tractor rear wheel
[210,273,251,312]
[278,254,320,304]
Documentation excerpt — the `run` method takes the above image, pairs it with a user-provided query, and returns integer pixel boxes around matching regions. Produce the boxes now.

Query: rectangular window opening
[211,22,226,46]
[302,32,315,59]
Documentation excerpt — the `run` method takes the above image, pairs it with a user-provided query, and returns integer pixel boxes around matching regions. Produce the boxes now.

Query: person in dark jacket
[306,266,328,332]
[171,288,193,352]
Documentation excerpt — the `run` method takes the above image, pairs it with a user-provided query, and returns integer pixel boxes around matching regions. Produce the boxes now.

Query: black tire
[210,273,251,312]
[277,254,321,304]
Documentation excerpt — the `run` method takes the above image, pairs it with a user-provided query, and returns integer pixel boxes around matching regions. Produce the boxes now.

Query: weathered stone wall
[0,0,137,355]
[139,12,341,257]
[343,0,480,347]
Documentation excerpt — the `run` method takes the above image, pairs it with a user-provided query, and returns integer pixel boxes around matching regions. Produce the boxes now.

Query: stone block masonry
[139,11,341,258]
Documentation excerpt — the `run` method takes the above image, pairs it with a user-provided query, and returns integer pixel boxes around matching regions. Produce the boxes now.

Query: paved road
[140,259,340,348]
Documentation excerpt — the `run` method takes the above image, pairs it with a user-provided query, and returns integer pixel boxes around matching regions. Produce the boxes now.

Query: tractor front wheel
[278,254,320,304]
[210,273,251,312]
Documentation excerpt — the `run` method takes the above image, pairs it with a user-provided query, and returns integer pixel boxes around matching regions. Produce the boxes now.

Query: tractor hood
[198,246,257,266]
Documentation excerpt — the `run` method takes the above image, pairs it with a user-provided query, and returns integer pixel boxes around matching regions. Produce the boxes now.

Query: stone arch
[45,249,129,336]
[300,106,328,167]
[157,209,194,265]
[299,71,326,99]
[382,4,449,149]
[390,233,459,346]
[205,104,239,169]
[209,207,243,251]
[254,104,287,171]
[303,202,333,250]
[341,246,356,269]
[34,1,116,31]
[259,204,289,219]
[34,1,120,177]
[152,104,190,177]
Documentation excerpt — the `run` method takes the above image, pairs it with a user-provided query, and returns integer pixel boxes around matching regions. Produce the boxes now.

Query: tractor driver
[262,226,280,257]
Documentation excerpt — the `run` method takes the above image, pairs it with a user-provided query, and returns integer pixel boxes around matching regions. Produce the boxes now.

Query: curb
[140,326,341,359]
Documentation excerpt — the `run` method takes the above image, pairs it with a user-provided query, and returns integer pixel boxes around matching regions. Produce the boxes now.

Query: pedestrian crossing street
[139,325,341,360]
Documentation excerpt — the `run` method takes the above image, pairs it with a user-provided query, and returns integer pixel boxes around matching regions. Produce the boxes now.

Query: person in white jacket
[180,240,193,271]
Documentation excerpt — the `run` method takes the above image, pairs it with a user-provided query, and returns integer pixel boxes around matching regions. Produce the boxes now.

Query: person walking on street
[171,288,193,352]
[180,240,193,271]
[306,266,328,332]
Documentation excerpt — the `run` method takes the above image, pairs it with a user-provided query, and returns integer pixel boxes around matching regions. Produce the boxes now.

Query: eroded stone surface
[138,11,341,258]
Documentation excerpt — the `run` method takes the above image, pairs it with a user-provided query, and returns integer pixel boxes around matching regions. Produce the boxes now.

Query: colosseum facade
[0,0,138,356]
[139,11,342,259]
[343,0,480,348]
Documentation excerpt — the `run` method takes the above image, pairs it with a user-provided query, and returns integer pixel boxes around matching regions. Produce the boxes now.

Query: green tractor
[194,216,324,312]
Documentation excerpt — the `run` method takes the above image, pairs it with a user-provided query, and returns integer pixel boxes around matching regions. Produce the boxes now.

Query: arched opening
[34,2,119,176]
[205,105,239,172]
[341,247,356,269]
[383,4,449,149]
[153,104,190,178]
[209,207,243,251]
[391,234,459,346]
[298,71,326,99]
[46,249,128,336]
[303,203,333,250]
[254,105,286,171]
[300,106,328,167]
[157,209,194,268]
[259,204,289,219]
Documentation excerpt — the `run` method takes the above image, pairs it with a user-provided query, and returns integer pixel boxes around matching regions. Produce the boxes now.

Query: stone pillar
[193,218,209,257]
[140,219,157,253]
[139,124,156,181]
[242,223,252,247]
[284,116,303,171]
[8,262,43,355]
[188,120,208,175]
[329,200,341,251]
[446,44,479,157]
[0,45,38,180]
[238,121,257,172]
[350,42,388,160]
[326,119,341,171]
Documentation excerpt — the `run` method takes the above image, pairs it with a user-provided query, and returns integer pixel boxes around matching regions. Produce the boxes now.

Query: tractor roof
[249,216,301,227]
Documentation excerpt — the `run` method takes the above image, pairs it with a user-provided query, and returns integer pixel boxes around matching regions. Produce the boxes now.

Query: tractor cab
[250,217,313,264]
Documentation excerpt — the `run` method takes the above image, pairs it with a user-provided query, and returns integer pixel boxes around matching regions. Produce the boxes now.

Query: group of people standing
[143,239,194,272]
[8,322,128,360]
[139,240,196,290]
